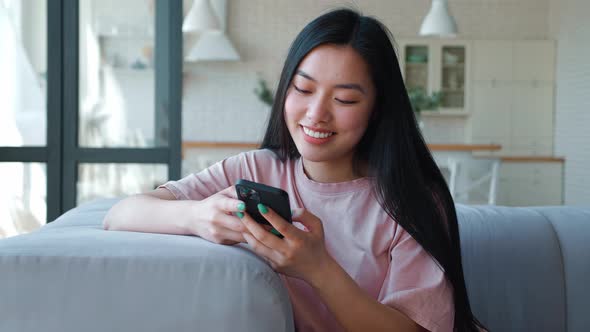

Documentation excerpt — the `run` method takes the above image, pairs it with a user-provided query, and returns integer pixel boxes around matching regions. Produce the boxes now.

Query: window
[0,0,182,238]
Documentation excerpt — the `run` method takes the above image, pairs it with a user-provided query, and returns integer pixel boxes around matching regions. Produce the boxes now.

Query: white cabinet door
[510,82,554,155]
[473,41,513,81]
[471,81,512,139]
[470,40,555,157]
[513,41,556,82]
[497,162,563,206]
[511,83,554,137]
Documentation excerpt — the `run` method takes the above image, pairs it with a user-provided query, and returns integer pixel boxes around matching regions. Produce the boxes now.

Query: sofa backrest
[457,205,590,332]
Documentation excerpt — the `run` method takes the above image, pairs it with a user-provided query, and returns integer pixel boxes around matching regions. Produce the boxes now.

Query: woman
[104,8,485,332]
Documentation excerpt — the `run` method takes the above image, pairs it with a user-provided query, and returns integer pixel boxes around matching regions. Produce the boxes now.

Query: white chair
[441,157,501,205]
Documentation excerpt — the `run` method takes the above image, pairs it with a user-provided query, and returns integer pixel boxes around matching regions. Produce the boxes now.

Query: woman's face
[284,44,376,165]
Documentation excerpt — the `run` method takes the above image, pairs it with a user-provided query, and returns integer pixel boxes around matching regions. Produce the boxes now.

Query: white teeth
[302,126,334,139]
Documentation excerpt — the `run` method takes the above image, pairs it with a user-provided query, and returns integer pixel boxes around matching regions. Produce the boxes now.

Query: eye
[293,84,311,94]
[335,98,358,105]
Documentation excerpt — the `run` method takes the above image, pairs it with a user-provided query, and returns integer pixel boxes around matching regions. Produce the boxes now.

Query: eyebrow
[296,70,366,95]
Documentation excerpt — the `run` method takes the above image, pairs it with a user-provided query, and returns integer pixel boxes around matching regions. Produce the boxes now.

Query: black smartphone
[235,179,292,228]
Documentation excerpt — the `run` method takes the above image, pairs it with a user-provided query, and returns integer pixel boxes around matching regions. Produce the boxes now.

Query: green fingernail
[257,204,268,214]
[236,212,244,219]
[270,228,281,236]
[237,202,246,212]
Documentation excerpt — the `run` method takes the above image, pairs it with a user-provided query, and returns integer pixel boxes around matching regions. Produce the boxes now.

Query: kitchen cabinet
[399,39,471,113]
[472,41,513,82]
[497,161,563,206]
[470,40,555,156]
[513,41,555,82]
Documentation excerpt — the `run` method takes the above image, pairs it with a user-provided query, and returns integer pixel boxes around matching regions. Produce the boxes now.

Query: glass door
[76,0,172,205]
[403,45,430,94]
[71,0,182,207]
[440,46,466,109]
[0,0,182,238]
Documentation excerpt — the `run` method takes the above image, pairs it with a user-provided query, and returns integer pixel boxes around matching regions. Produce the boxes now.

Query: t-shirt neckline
[294,157,372,195]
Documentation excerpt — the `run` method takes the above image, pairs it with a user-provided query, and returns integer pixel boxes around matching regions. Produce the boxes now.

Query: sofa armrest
[0,198,294,332]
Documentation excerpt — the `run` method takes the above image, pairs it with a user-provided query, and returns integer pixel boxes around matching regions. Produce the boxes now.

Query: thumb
[291,208,322,232]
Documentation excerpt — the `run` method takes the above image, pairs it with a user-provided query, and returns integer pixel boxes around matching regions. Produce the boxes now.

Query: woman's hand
[239,205,333,284]
[188,186,250,245]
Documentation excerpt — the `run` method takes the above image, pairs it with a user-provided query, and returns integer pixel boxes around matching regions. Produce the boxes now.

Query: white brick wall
[554,0,590,205]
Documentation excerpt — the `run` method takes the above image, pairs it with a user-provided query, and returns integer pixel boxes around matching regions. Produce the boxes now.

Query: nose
[306,95,332,124]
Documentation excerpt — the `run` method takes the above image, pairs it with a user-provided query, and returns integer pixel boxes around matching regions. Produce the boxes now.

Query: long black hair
[260,8,485,332]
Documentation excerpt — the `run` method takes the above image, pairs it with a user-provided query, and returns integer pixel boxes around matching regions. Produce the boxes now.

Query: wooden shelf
[428,144,501,151]
[500,156,565,163]
[474,155,565,163]
[420,110,470,117]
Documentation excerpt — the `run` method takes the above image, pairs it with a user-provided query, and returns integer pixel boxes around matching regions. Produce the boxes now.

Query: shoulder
[240,148,282,162]
[240,148,291,169]
[216,149,281,170]
[233,149,294,183]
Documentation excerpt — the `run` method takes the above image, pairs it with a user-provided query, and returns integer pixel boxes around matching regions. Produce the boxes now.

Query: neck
[301,157,366,183]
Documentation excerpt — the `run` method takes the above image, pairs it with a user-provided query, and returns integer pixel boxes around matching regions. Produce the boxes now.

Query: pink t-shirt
[161,149,454,332]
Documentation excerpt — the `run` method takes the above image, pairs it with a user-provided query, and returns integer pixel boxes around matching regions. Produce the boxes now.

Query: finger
[291,208,322,233]
[258,204,298,239]
[204,226,249,245]
[242,232,279,266]
[213,213,249,233]
[214,195,246,214]
[240,212,284,252]
[221,229,249,244]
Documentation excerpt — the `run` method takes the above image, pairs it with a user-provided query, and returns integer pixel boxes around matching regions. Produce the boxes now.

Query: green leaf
[254,77,274,107]
[407,88,441,113]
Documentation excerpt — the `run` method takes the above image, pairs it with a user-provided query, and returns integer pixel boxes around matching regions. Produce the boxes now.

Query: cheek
[340,109,372,135]
[284,93,303,122]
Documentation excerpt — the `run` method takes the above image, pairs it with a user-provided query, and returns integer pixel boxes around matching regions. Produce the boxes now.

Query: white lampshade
[419,0,458,37]
[182,0,221,33]
[185,31,240,61]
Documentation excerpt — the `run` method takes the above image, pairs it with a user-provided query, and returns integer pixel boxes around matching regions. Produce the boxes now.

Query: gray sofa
[1,198,589,332]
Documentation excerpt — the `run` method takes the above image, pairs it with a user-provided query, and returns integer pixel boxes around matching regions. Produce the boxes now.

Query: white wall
[182,0,553,143]
[553,0,590,205]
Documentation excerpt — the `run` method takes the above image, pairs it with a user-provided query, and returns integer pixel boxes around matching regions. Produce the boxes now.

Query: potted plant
[254,77,274,107]
[407,87,442,129]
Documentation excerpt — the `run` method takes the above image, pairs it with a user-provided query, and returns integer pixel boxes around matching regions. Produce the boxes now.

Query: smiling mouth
[301,126,336,139]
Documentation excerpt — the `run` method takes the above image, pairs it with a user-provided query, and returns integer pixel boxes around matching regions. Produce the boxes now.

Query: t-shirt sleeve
[158,152,247,201]
[377,226,455,332]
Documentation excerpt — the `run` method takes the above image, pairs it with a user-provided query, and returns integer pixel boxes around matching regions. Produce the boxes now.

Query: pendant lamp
[182,0,221,33]
[185,30,240,61]
[419,0,458,37]
[182,0,240,61]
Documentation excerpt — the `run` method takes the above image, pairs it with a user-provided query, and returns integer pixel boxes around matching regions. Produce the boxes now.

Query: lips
[302,126,335,139]
[299,125,336,145]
